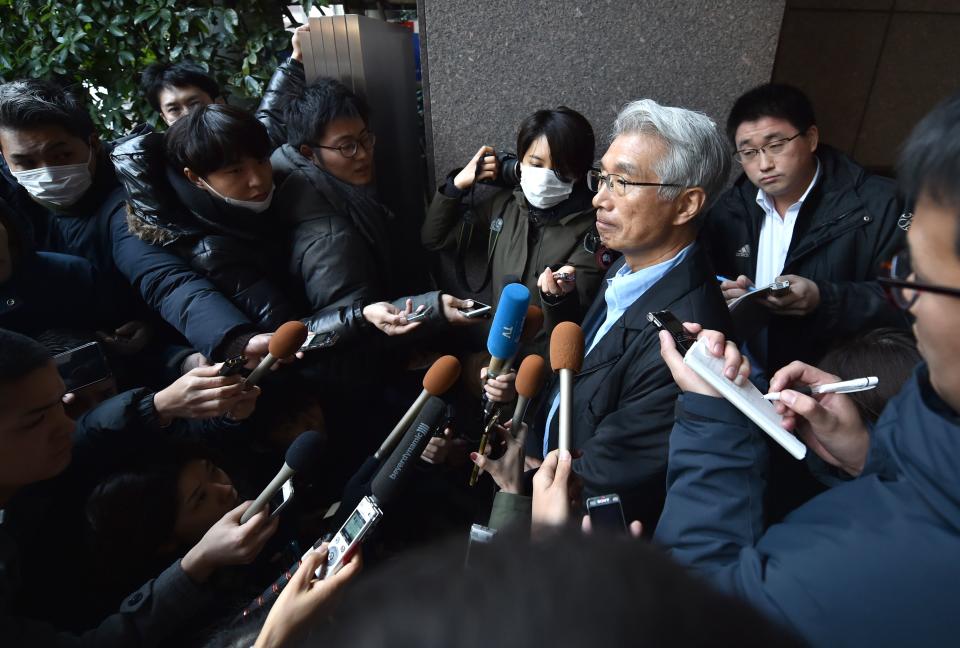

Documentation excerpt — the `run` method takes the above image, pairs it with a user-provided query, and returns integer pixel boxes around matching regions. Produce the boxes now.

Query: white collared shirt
[754,160,821,287]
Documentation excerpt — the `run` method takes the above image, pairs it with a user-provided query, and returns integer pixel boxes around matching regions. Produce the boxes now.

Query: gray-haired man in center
[529,99,735,529]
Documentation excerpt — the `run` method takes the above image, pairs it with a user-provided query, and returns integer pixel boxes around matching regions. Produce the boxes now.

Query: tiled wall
[773,0,960,174]
[418,0,785,189]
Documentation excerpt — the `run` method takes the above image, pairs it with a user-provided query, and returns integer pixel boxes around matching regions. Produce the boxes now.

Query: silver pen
[763,376,879,401]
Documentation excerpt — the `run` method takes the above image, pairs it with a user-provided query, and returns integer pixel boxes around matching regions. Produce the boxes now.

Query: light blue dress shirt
[542,244,694,455]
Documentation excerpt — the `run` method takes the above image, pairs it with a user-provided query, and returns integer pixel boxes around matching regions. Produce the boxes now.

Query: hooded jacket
[701,144,909,374]
[655,365,960,647]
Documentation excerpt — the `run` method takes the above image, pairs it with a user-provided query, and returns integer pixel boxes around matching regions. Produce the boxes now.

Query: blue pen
[716,275,757,292]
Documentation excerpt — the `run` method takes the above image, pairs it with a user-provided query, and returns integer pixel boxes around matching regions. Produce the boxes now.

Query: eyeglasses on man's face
[316,131,376,159]
[733,132,804,165]
[586,168,681,197]
[878,249,960,310]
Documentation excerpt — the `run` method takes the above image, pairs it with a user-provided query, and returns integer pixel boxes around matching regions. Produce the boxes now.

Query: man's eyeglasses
[878,249,960,309]
[315,131,376,159]
[586,169,681,197]
[733,132,804,164]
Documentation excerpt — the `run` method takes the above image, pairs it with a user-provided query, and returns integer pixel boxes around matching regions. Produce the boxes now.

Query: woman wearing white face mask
[423,106,608,335]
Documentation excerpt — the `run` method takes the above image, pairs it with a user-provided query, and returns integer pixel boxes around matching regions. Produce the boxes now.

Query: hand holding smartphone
[646,310,696,356]
[459,301,492,319]
[54,342,112,392]
[586,494,627,534]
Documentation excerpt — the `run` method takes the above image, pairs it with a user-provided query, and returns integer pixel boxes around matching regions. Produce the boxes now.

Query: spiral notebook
[683,339,807,460]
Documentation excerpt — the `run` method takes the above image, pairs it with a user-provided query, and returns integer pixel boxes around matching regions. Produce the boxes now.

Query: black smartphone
[218,354,247,376]
[53,342,112,392]
[586,494,627,534]
[301,330,339,351]
[646,310,696,356]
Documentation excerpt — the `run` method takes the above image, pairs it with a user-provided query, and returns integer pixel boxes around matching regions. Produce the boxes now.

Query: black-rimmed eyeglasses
[733,132,804,164]
[315,131,376,159]
[586,168,681,196]
[878,249,960,310]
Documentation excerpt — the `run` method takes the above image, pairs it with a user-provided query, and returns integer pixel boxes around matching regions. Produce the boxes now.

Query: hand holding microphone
[511,354,546,433]
[481,298,539,410]
[240,430,325,524]
[244,321,309,387]
[480,305,544,404]
[485,284,531,381]
[181,500,280,584]
[550,322,584,454]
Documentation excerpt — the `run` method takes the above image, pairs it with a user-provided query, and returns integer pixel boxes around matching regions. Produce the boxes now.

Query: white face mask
[10,148,93,208]
[519,164,574,209]
[200,180,275,213]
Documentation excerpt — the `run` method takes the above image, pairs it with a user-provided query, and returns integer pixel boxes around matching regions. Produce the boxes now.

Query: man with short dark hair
[656,92,960,647]
[140,61,225,126]
[0,328,274,644]
[137,26,308,146]
[0,78,268,362]
[704,83,907,377]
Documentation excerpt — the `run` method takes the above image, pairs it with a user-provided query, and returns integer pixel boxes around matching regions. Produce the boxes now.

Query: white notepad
[683,339,807,460]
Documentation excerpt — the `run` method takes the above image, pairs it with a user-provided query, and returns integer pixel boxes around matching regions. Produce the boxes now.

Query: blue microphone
[486,282,530,379]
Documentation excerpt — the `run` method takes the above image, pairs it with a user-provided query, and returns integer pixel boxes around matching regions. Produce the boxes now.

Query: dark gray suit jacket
[531,242,733,526]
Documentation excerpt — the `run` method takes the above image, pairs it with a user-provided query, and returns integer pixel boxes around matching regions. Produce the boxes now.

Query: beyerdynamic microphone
[370,396,448,506]
[375,355,461,460]
[240,429,324,524]
[338,395,451,523]
[244,321,309,387]
[550,322,584,454]
[511,354,546,433]
[239,399,449,619]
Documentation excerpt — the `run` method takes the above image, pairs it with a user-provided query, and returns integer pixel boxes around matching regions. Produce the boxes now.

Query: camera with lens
[477,150,521,187]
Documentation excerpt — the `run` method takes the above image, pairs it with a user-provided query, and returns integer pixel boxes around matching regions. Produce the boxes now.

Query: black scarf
[166,166,274,242]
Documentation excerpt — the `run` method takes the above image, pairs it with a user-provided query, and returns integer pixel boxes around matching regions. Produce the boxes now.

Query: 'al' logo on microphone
[501,325,514,339]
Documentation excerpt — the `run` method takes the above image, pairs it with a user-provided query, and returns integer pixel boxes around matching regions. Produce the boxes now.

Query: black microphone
[238,398,449,620]
[240,430,324,524]
[370,396,449,506]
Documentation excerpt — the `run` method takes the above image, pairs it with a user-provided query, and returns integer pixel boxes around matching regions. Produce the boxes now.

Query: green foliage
[0,0,314,134]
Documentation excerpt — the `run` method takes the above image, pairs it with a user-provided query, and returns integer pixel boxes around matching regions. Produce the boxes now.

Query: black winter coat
[271,144,446,346]
[1,389,213,643]
[531,243,733,527]
[111,57,305,248]
[0,157,254,359]
[701,144,909,373]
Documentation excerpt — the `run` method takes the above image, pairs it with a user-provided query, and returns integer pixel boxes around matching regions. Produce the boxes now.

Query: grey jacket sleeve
[487,491,531,535]
[0,559,210,648]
